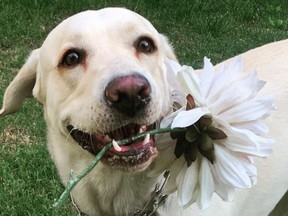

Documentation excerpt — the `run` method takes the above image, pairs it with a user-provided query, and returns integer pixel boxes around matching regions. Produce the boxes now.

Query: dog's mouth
[67,123,158,171]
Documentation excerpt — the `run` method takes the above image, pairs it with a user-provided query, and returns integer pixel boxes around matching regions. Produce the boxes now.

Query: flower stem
[117,127,186,145]
[52,143,112,210]
[52,127,186,210]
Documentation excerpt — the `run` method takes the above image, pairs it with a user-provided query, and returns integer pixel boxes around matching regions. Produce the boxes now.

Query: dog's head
[0,8,177,171]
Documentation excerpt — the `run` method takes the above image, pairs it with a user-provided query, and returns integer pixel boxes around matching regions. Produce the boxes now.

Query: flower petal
[218,95,275,124]
[171,89,186,107]
[214,144,252,188]
[160,107,185,128]
[219,139,273,157]
[237,156,257,185]
[207,57,243,103]
[198,158,215,210]
[237,71,266,99]
[176,158,199,207]
[231,120,269,135]
[211,165,235,202]
[208,71,266,115]
[200,57,215,99]
[171,108,211,128]
[217,122,274,157]
[177,66,204,105]
[165,58,182,76]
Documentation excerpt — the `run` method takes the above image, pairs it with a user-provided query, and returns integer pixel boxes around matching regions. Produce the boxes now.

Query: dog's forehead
[46,8,158,43]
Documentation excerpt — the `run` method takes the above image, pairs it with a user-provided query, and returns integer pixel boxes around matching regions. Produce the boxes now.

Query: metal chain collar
[133,171,170,216]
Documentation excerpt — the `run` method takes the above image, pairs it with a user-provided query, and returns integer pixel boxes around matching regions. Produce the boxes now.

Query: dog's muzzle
[66,74,159,171]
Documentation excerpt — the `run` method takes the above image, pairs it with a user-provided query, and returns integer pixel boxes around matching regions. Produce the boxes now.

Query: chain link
[134,171,170,216]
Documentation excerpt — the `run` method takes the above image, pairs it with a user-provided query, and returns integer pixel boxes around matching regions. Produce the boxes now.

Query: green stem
[53,143,112,209]
[52,127,186,210]
[118,127,186,145]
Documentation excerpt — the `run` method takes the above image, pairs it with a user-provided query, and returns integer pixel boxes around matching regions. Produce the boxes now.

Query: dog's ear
[0,49,39,116]
[160,34,178,62]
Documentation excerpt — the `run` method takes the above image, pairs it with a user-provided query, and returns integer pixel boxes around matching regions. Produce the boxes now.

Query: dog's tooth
[104,135,112,142]
[149,146,157,154]
[139,127,144,133]
[112,140,122,152]
[143,133,150,145]
[140,125,147,133]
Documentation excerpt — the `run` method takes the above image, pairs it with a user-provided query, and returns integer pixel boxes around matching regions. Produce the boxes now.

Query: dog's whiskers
[64,126,78,144]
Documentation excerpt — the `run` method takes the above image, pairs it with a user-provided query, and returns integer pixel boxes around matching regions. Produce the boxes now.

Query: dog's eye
[135,37,156,54]
[61,49,85,67]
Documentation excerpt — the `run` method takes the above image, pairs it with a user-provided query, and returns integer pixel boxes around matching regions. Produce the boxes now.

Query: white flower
[150,57,275,210]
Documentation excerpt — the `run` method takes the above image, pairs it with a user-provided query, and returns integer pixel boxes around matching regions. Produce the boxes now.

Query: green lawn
[0,0,287,215]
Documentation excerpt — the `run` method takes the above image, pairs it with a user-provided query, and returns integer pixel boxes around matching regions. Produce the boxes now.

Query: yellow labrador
[1,7,288,216]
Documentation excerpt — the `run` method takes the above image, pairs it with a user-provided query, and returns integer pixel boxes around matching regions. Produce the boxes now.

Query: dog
[1,7,288,216]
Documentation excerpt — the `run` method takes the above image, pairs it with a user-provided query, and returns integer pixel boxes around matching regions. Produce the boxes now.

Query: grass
[0,0,287,215]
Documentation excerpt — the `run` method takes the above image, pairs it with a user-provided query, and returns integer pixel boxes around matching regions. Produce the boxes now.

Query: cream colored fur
[1,7,287,216]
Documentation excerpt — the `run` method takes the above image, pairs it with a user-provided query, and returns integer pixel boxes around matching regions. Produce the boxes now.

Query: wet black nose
[104,74,151,117]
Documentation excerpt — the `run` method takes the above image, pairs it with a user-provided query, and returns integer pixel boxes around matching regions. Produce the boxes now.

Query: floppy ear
[0,49,39,116]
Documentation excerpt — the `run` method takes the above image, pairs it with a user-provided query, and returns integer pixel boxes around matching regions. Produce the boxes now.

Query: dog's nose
[105,74,151,117]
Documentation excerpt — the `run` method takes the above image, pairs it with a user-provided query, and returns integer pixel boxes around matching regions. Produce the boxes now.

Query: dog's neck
[91,167,159,215]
